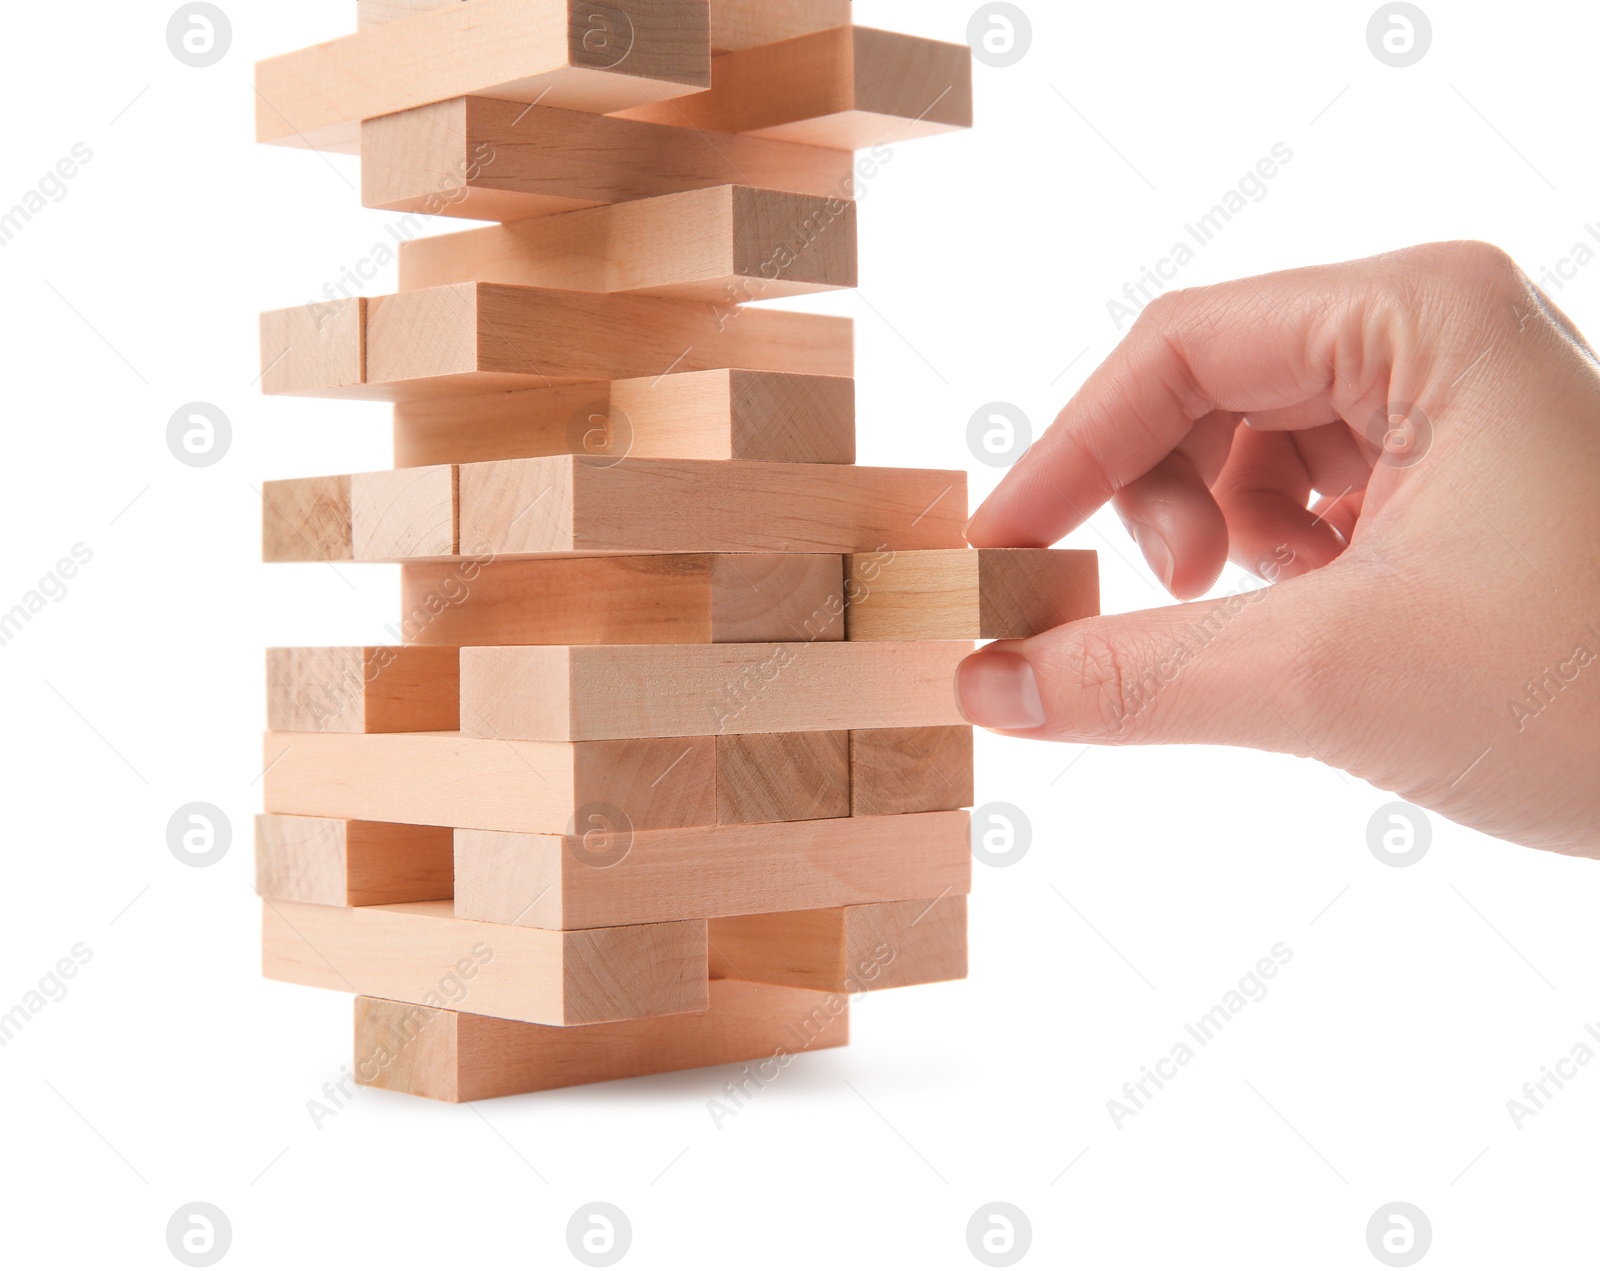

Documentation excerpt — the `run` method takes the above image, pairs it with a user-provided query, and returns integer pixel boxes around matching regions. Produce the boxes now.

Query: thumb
[955,574,1343,755]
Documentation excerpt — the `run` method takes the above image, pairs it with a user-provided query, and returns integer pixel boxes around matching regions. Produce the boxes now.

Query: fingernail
[1130,523,1176,591]
[956,650,1046,730]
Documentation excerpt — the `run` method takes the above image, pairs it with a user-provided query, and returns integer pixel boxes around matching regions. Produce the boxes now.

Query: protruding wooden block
[262,475,352,563]
[266,646,459,733]
[259,299,364,396]
[617,27,972,149]
[461,456,965,556]
[850,726,974,817]
[709,895,967,992]
[255,815,453,906]
[262,899,707,1026]
[263,732,717,833]
[256,0,712,152]
[352,979,847,1102]
[361,97,854,221]
[846,549,1101,640]
[454,810,967,929]
[351,466,459,559]
[708,0,854,51]
[397,187,856,301]
[393,370,855,467]
[459,641,972,741]
[399,555,844,647]
[716,731,849,823]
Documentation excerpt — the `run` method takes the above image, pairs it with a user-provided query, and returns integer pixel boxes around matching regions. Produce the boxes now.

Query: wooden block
[850,726,974,817]
[362,97,854,221]
[266,646,459,733]
[261,898,707,1026]
[256,0,712,152]
[351,466,459,559]
[259,299,364,396]
[352,979,847,1102]
[455,810,968,929]
[461,456,966,556]
[846,549,1101,640]
[617,27,972,149]
[255,815,453,906]
[709,895,968,992]
[263,732,716,833]
[397,187,856,301]
[459,641,972,740]
[716,732,848,822]
[399,554,844,646]
[393,370,855,467]
[262,475,352,563]
[358,0,460,26]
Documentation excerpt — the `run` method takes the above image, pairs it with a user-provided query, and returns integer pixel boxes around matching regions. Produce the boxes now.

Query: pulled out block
[262,475,352,563]
[352,979,847,1102]
[255,814,453,906]
[256,0,712,152]
[266,646,459,733]
[398,555,845,647]
[393,370,856,467]
[454,810,969,929]
[705,0,854,51]
[459,641,972,740]
[846,548,1101,640]
[397,186,856,301]
[259,299,364,395]
[362,97,854,221]
[850,725,975,816]
[716,731,849,822]
[709,895,968,993]
[262,898,707,1026]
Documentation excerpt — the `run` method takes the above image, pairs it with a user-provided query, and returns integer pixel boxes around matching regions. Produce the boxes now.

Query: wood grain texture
[461,456,966,556]
[262,898,708,1026]
[352,979,846,1102]
[399,554,844,647]
[459,641,972,740]
[715,731,849,823]
[397,186,856,300]
[454,810,969,929]
[706,0,853,51]
[263,731,716,833]
[850,725,974,817]
[266,646,459,733]
[259,299,364,396]
[361,96,854,221]
[846,548,1101,640]
[393,370,855,467]
[351,466,459,558]
[255,815,453,906]
[616,27,972,149]
[708,895,967,992]
[262,475,352,563]
[256,0,712,152]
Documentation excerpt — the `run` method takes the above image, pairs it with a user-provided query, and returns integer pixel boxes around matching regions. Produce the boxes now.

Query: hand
[958,241,1600,855]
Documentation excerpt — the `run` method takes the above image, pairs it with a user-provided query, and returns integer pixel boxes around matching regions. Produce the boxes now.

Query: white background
[1,0,1596,1266]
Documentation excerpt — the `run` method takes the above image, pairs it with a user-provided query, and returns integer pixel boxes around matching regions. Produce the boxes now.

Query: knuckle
[1044,621,1172,742]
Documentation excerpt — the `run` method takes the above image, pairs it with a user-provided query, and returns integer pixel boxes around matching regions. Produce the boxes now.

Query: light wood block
[362,97,854,221]
[351,466,459,559]
[262,475,352,563]
[709,895,967,992]
[850,726,974,817]
[393,370,855,467]
[455,810,968,930]
[617,27,972,149]
[716,731,849,823]
[266,646,459,733]
[358,0,460,26]
[352,979,846,1102]
[846,548,1101,640]
[399,555,844,646]
[255,815,453,906]
[397,187,856,301]
[461,456,966,556]
[256,0,712,152]
[261,898,707,1026]
[459,641,972,741]
[263,732,716,833]
[259,299,364,396]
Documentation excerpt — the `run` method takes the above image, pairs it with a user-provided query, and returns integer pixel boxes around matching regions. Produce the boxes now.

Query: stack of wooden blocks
[255,0,1098,1102]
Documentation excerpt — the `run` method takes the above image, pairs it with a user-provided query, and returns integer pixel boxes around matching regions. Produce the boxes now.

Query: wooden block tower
[255,0,1099,1102]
